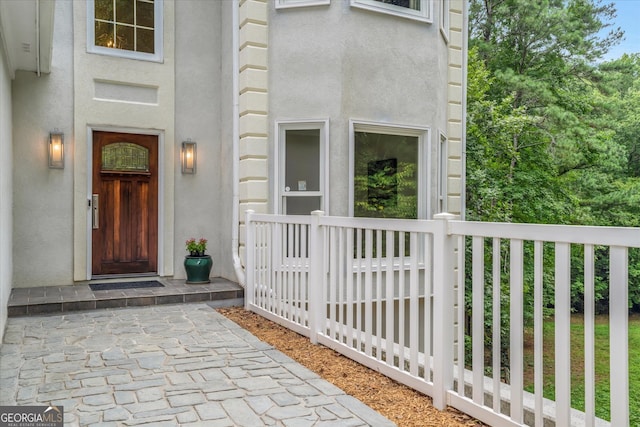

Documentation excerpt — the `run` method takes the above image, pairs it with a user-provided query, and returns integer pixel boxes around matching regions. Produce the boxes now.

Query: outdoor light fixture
[181,140,197,174]
[48,131,64,169]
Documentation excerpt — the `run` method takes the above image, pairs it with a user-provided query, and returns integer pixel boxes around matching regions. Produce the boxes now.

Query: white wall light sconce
[48,131,64,169]
[181,140,197,174]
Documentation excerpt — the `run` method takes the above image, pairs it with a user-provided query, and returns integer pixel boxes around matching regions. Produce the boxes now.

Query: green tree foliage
[466,0,640,330]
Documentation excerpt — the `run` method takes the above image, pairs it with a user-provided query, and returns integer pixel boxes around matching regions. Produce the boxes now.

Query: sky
[602,0,640,60]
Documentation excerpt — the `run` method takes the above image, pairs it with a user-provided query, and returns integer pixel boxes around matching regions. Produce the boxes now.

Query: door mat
[89,281,164,291]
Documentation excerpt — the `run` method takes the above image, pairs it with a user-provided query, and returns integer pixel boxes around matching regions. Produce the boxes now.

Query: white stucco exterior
[12,0,74,287]
[0,0,467,339]
[0,24,13,341]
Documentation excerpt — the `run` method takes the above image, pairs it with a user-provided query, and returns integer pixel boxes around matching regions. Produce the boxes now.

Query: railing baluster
[584,244,595,427]
[457,235,465,396]
[365,229,373,356]
[293,223,300,324]
[385,230,394,367]
[276,222,283,317]
[555,242,571,426]
[534,240,543,427]
[424,232,432,382]
[287,223,295,321]
[510,239,524,423]
[399,231,406,371]
[472,236,484,404]
[338,227,345,344]
[346,227,354,348]
[610,246,629,427]
[492,237,501,413]
[301,223,309,326]
[329,227,337,339]
[255,222,263,309]
[268,223,274,313]
[410,232,419,376]
[376,229,383,361]
[356,228,363,352]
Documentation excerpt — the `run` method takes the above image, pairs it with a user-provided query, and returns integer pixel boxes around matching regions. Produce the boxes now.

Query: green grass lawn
[522,314,640,425]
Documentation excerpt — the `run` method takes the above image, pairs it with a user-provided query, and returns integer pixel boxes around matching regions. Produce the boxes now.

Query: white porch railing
[245,210,639,427]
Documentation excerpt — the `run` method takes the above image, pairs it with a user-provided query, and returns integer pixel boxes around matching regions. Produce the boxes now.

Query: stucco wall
[12,0,74,288]
[174,0,234,280]
[268,1,450,217]
[0,31,13,339]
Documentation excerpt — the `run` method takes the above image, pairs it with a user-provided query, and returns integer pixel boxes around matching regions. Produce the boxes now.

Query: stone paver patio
[0,303,395,426]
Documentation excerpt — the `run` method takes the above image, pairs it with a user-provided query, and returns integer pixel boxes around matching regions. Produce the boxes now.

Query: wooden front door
[92,132,158,276]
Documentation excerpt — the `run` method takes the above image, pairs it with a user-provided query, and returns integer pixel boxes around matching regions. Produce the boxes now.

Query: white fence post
[309,210,325,345]
[432,213,457,410]
[244,210,255,311]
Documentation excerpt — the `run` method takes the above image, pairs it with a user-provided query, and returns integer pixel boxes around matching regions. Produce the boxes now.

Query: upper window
[350,0,432,23]
[350,121,430,219]
[276,0,330,9]
[88,0,163,62]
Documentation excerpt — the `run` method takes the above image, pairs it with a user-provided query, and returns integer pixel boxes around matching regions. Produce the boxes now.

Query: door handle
[92,194,99,229]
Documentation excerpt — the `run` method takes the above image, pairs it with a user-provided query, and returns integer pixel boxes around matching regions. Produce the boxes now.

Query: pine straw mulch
[217,307,484,427]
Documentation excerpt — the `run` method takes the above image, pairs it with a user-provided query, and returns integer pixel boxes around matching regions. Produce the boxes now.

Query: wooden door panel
[92,132,158,276]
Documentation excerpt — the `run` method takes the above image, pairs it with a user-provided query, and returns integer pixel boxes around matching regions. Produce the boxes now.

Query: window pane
[136,0,155,28]
[95,0,114,21]
[285,129,320,192]
[116,0,134,24]
[374,0,420,11]
[116,24,134,51]
[93,0,157,56]
[354,132,418,219]
[137,28,155,53]
[285,197,322,215]
[95,21,114,48]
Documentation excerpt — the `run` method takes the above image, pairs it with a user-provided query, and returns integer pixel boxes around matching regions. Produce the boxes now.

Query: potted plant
[184,238,212,284]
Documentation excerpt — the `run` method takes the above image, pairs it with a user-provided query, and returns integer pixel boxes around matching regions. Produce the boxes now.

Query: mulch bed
[217,307,484,426]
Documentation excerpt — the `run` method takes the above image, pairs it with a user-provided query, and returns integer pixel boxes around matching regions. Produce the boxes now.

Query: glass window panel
[95,21,114,48]
[116,25,134,51]
[136,28,155,54]
[116,0,134,24]
[374,0,420,11]
[91,0,159,56]
[285,197,322,215]
[95,0,114,21]
[285,129,320,192]
[136,1,155,28]
[354,132,418,219]
[102,143,150,172]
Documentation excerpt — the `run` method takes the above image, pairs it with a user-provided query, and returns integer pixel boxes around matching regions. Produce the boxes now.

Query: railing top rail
[247,213,312,226]
[246,212,437,233]
[318,215,438,233]
[450,220,640,248]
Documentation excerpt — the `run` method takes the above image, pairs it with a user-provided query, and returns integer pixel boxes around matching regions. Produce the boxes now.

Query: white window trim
[275,0,330,9]
[440,0,450,42]
[438,131,447,213]
[350,0,432,23]
[349,120,431,219]
[274,119,329,215]
[87,0,164,62]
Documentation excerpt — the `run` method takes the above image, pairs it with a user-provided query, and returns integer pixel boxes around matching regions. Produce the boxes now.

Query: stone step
[8,278,244,316]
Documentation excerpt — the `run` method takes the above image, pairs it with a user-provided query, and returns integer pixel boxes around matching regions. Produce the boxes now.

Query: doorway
[92,131,158,276]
